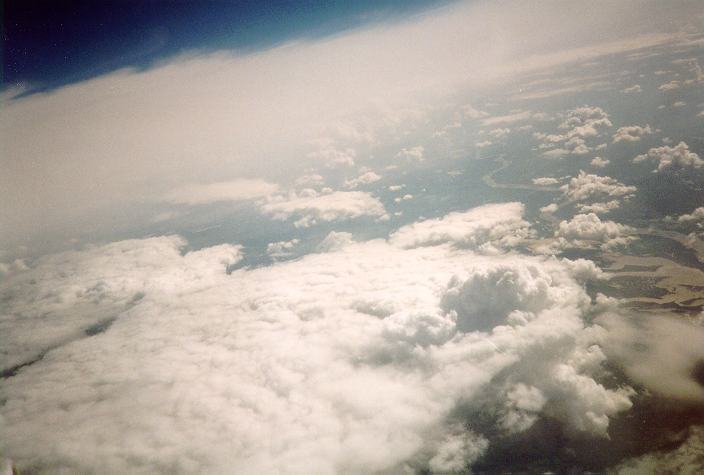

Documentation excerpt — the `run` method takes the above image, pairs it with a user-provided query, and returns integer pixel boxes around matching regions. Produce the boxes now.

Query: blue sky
[2,0,450,93]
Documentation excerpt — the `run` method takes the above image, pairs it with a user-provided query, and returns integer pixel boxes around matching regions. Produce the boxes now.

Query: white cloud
[672,100,687,108]
[613,426,704,474]
[590,156,610,168]
[576,200,621,214]
[540,203,559,214]
[396,145,425,161]
[678,207,704,224]
[161,179,279,205]
[261,190,387,227]
[316,231,356,252]
[542,148,570,159]
[2,1,694,248]
[633,141,704,172]
[388,184,405,191]
[658,80,680,91]
[389,202,533,252]
[475,140,493,148]
[482,111,533,126]
[612,124,655,143]
[0,227,637,473]
[489,128,511,139]
[561,171,637,201]
[462,104,489,120]
[344,171,382,189]
[555,213,634,249]
[394,194,414,203]
[621,84,642,93]
[267,239,300,258]
[532,177,559,186]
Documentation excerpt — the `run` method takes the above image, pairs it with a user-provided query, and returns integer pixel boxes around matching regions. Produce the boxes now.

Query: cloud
[0,236,242,373]
[678,207,704,223]
[590,156,610,168]
[344,171,382,189]
[576,200,621,214]
[633,142,704,172]
[161,179,279,205]
[560,171,637,201]
[532,177,559,186]
[488,128,511,139]
[621,84,642,93]
[394,194,414,203]
[481,111,533,126]
[555,213,634,249]
[597,311,704,402]
[612,124,655,143]
[613,426,704,474]
[389,202,533,252]
[542,148,570,159]
[476,140,493,148]
[658,80,681,91]
[0,223,638,473]
[2,0,695,248]
[261,189,387,227]
[267,239,300,258]
[396,145,425,161]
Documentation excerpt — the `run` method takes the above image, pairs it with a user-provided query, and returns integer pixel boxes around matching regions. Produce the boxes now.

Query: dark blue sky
[2,0,451,94]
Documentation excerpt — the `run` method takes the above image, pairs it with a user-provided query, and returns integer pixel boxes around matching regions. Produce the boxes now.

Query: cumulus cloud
[344,171,382,189]
[560,171,637,201]
[0,225,637,473]
[389,202,533,252]
[161,179,279,205]
[633,141,704,172]
[597,311,704,402]
[612,124,655,143]
[0,236,242,372]
[678,207,704,224]
[532,177,560,186]
[614,426,704,474]
[658,80,680,91]
[261,189,388,227]
[621,84,642,93]
[476,140,493,148]
[576,200,621,214]
[396,145,425,161]
[267,239,300,258]
[590,156,610,168]
[489,127,511,139]
[555,213,634,249]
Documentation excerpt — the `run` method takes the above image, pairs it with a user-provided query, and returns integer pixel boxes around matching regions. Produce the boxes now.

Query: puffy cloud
[161,179,279,205]
[540,203,559,214]
[489,128,511,138]
[658,80,680,91]
[481,111,533,126]
[309,142,357,167]
[561,171,637,201]
[542,148,570,159]
[678,207,704,223]
[316,231,356,252]
[388,184,405,191]
[558,106,612,138]
[396,145,425,161]
[389,202,533,251]
[597,312,704,402]
[612,124,655,143]
[532,177,559,185]
[462,104,489,120]
[621,84,642,93]
[590,156,610,168]
[476,140,493,148]
[344,171,382,189]
[576,200,621,214]
[0,236,242,373]
[394,194,413,203]
[0,227,636,473]
[672,101,687,108]
[267,239,300,258]
[613,426,704,474]
[633,141,704,172]
[555,213,634,249]
[261,190,388,227]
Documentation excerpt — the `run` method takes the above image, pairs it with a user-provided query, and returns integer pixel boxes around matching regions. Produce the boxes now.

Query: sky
[2,0,449,92]
[1,1,704,473]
